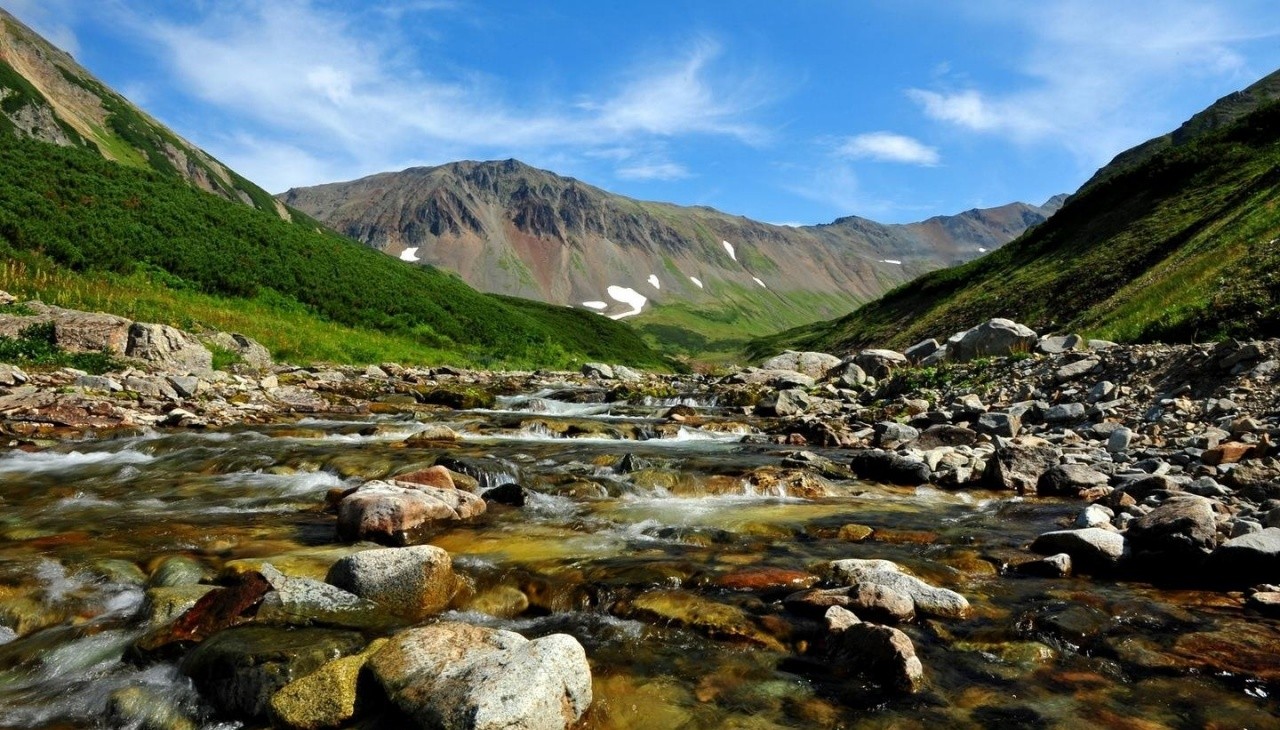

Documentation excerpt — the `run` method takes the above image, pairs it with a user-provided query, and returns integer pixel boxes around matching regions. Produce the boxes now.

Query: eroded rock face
[126,323,213,372]
[369,623,592,730]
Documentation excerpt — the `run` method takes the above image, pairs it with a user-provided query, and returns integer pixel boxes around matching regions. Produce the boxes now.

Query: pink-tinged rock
[336,480,485,544]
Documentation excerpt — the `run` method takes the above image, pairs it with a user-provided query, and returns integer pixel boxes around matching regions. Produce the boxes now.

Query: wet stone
[325,545,455,621]
[179,626,366,719]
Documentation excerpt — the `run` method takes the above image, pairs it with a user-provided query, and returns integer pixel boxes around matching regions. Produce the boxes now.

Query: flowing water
[0,384,1276,728]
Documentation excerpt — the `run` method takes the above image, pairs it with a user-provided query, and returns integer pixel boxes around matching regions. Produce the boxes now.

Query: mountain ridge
[281,159,1062,356]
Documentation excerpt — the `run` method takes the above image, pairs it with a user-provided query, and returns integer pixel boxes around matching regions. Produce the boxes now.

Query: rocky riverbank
[2,305,1280,727]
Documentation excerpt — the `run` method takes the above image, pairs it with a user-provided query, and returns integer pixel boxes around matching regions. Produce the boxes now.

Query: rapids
[0,386,1275,728]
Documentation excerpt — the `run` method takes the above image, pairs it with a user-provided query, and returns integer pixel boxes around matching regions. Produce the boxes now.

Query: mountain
[281,162,1061,356]
[751,72,1280,358]
[0,8,284,215]
[0,11,665,370]
[1080,69,1280,194]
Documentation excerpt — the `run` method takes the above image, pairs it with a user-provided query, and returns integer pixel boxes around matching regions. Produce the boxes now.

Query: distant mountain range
[281,162,1063,355]
[753,68,1280,358]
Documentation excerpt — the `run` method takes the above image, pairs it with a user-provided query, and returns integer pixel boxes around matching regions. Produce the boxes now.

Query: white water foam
[0,449,154,475]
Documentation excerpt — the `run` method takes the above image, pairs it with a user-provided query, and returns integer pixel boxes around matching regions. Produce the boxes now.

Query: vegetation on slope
[751,100,1280,358]
[0,134,666,369]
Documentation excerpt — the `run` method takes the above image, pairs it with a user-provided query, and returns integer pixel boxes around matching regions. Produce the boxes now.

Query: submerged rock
[268,639,386,730]
[369,622,592,730]
[615,589,785,650]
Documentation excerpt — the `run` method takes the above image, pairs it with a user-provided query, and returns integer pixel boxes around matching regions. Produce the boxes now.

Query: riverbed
[0,383,1276,728]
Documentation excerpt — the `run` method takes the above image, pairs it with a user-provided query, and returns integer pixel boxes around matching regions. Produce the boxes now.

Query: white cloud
[616,161,690,181]
[837,132,940,166]
[907,0,1280,167]
[119,2,767,190]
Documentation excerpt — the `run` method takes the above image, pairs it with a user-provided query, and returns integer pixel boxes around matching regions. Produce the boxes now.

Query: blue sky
[7,1,1280,223]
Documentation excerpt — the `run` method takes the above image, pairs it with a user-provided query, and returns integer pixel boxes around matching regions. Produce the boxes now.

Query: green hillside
[0,133,666,369]
[751,99,1280,358]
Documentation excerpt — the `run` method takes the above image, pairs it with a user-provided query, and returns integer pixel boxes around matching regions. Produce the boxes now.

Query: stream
[0,383,1276,728]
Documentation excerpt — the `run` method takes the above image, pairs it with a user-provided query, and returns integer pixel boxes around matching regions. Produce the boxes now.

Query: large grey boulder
[369,622,592,730]
[760,351,841,379]
[202,332,273,370]
[336,481,486,544]
[326,545,455,620]
[1038,464,1109,497]
[903,338,941,365]
[948,318,1038,362]
[256,563,389,629]
[984,438,1060,492]
[1207,527,1280,585]
[826,559,970,619]
[854,349,909,380]
[756,388,812,417]
[127,323,213,372]
[1030,528,1127,572]
[1126,495,1218,559]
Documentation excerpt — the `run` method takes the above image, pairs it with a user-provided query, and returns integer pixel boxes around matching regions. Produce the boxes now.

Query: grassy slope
[750,101,1280,358]
[0,134,666,369]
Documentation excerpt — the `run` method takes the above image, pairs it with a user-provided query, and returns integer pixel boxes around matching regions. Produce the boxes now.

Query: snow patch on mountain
[647,274,660,289]
[689,276,704,289]
[606,285,647,320]
[399,247,420,262]
[753,277,767,289]
[722,240,737,261]
[582,301,608,310]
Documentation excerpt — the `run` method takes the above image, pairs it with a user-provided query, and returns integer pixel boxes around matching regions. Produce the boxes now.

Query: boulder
[1207,528,1280,586]
[826,559,970,618]
[1038,334,1085,354]
[1037,464,1110,497]
[0,302,132,354]
[336,481,486,544]
[269,640,385,730]
[975,411,1021,438]
[1012,553,1072,578]
[1125,495,1218,560]
[854,349,909,380]
[0,364,28,386]
[914,424,978,449]
[179,626,365,719]
[756,388,811,417]
[203,332,273,370]
[126,323,213,372]
[784,584,915,623]
[581,363,613,379]
[848,450,931,486]
[1054,359,1100,382]
[873,421,919,449]
[948,319,1038,362]
[984,438,1060,492]
[369,623,592,730]
[760,351,841,379]
[256,564,390,630]
[903,338,941,365]
[1030,528,1127,572]
[325,545,455,620]
[826,622,924,693]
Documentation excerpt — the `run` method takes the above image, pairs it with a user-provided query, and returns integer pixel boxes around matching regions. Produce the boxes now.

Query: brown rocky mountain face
[0,9,286,215]
[281,160,1061,354]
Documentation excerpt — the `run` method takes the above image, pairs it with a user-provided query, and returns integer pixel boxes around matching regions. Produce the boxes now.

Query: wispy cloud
[112,1,768,190]
[837,132,940,166]
[615,161,690,181]
[907,0,1280,166]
